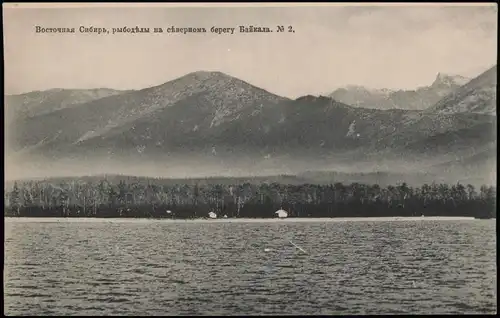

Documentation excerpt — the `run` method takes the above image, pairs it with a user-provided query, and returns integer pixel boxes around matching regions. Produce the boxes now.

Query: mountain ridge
[428,65,497,115]
[5,88,130,121]
[328,72,473,110]
[5,68,496,185]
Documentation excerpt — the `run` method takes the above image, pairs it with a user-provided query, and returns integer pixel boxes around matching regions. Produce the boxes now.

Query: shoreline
[4,216,483,223]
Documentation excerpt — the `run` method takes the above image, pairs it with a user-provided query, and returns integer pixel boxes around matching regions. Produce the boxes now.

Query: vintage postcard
[3,3,497,315]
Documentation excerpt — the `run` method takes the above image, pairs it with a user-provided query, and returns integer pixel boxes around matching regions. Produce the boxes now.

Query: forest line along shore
[4,180,496,219]
[4,216,482,223]
[3,216,484,221]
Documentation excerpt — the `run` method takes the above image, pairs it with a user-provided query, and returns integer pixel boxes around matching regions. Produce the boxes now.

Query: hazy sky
[3,3,498,98]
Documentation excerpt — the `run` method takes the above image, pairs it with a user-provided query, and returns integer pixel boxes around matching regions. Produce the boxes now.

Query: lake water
[4,218,497,315]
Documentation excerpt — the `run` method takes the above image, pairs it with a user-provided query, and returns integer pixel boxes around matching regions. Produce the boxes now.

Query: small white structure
[208,211,217,219]
[223,215,228,219]
[275,209,288,218]
[166,210,172,214]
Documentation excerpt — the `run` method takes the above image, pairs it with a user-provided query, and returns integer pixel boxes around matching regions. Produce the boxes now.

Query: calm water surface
[4,218,497,315]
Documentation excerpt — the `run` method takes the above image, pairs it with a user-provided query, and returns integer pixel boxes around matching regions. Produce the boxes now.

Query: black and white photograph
[3,3,497,315]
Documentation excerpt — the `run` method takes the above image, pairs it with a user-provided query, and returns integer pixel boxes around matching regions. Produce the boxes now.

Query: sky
[3,3,498,98]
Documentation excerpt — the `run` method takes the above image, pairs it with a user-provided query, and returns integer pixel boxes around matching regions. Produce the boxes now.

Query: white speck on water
[289,240,307,254]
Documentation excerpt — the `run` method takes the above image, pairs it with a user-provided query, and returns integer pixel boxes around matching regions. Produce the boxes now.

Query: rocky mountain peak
[432,73,470,88]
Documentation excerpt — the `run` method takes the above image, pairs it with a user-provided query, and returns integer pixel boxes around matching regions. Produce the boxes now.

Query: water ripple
[4,219,497,315]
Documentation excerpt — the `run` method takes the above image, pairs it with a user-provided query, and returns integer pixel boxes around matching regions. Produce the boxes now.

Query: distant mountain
[5,88,128,122]
[329,73,471,110]
[8,71,288,156]
[9,86,494,159]
[6,70,496,185]
[428,65,497,115]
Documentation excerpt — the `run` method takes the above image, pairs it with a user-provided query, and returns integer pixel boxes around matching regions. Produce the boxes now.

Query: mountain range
[329,73,476,111]
[5,66,497,185]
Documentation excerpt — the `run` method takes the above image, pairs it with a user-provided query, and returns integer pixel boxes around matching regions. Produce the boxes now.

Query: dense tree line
[4,179,496,219]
